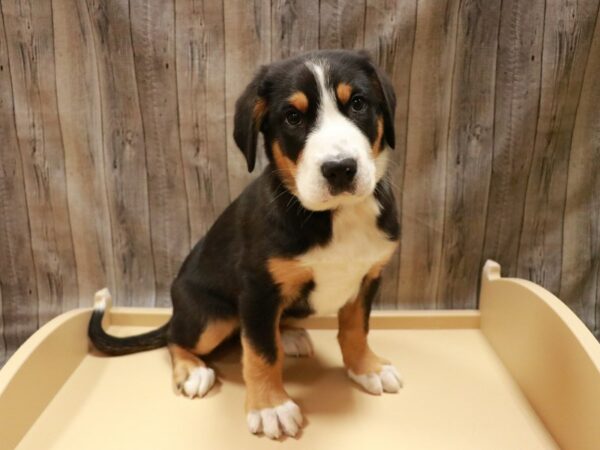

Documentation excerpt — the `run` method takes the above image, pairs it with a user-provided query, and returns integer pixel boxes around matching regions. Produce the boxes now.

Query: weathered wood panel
[0,288,4,364]
[1,0,599,363]
[561,5,600,336]
[397,0,460,309]
[2,0,79,323]
[436,1,501,308]
[518,0,600,295]
[130,1,190,307]
[175,0,230,243]
[88,0,156,307]
[364,0,417,308]
[223,0,272,199]
[482,0,545,279]
[53,0,115,308]
[319,0,366,49]
[272,0,319,59]
[0,3,40,360]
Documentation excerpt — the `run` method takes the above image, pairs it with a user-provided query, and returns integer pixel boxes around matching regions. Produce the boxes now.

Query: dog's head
[234,50,396,211]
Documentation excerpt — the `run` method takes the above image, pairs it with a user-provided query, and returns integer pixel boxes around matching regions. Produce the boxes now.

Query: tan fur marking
[336,82,352,104]
[253,98,267,126]
[372,116,384,157]
[337,276,389,375]
[268,257,313,303]
[169,344,206,391]
[272,140,300,193]
[288,91,309,112]
[242,326,289,411]
[193,318,239,355]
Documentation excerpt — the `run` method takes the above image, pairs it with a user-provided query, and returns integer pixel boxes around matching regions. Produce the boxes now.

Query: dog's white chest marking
[298,196,397,315]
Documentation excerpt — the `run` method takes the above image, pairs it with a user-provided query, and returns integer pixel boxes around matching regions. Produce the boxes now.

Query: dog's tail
[88,288,169,356]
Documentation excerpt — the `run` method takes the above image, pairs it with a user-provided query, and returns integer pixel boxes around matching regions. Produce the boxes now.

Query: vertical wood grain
[482,0,545,278]
[364,0,417,308]
[2,0,600,359]
[397,0,460,308]
[518,0,600,294]
[272,0,319,59]
[53,0,115,307]
[319,0,366,49]
[175,0,230,243]
[130,1,189,307]
[224,0,271,199]
[436,0,501,309]
[0,4,40,357]
[87,0,156,307]
[0,288,5,365]
[2,0,79,324]
[561,6,600,333]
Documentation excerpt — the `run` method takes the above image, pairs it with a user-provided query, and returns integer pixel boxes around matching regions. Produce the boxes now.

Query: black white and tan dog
[89,49,402,439]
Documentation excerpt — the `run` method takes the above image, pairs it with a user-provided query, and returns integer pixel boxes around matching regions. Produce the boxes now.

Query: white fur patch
[295,61,377,211]
[247,400,303,439]
[298,196,397,315]
[348,365,403,395]
[281,328,314,357]
[182,366,216,398]
[93,288,112,311]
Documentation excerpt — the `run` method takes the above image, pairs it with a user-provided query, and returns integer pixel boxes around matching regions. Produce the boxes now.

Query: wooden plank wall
[1,0,599,364]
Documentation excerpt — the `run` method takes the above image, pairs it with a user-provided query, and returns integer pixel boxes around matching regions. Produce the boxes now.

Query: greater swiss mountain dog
[89,49,402,439]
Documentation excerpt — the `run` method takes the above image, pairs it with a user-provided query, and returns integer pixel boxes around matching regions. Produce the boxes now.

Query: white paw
[281,328,314,357]
[348,364,403,395]
[182,366,216,398]
[247,400,303,439]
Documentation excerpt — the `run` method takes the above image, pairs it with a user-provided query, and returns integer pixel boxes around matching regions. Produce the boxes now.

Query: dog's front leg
[337,276,403,395]
[240,285,303,439]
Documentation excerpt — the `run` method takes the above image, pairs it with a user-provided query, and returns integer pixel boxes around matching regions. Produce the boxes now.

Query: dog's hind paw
[179,366,216,398]
[348,364,403,395]
[281,328,314,357]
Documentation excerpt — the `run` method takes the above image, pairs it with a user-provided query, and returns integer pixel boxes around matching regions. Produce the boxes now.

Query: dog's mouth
[294,176,376,212]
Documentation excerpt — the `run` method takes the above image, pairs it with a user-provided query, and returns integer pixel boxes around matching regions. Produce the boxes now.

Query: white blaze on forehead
[293,60,378,211]
[308,61,340,122]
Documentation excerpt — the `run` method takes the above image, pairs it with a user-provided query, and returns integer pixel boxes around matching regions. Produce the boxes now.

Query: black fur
[88,310,169,356]
[88,49,399,365]
[362,277,381,333]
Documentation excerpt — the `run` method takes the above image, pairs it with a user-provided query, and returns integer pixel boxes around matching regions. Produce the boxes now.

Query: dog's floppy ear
[373,65,396,150]
[234,66,269,172]
[358,51,396,150]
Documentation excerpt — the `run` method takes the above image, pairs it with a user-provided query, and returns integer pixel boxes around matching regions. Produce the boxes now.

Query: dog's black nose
[321,158,357,193]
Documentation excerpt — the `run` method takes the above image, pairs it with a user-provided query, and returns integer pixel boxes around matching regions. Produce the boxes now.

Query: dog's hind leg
[168,317,238,398]
[169,344,213,398]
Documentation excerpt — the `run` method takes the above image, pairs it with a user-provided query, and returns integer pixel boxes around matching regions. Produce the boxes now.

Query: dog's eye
[285,110,302,126]
[350,96,366,112]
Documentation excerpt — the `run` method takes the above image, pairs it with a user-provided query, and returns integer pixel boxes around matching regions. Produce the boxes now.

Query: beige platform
[1,261,599,450]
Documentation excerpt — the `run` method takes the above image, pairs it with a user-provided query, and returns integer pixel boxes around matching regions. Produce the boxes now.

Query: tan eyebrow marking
[288,91,309,112]
[336,82,352,104]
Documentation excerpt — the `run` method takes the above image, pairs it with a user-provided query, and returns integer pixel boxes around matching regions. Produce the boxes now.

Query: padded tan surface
[3,261,600,449]
[16,326,555,450]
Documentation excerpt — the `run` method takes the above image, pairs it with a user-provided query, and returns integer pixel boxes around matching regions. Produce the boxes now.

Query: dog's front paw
[281,328,314,357]
[348,364,402,395]
[247,400,303,439]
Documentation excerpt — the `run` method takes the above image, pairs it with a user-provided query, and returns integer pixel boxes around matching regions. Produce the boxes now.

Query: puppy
[89,49,401,439]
